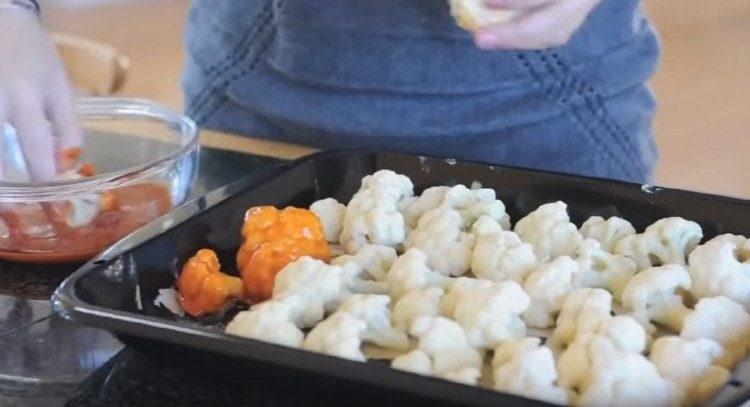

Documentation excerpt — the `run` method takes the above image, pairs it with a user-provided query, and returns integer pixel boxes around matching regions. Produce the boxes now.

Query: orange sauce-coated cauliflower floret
[237,206,330,302]
[177,249,245,317]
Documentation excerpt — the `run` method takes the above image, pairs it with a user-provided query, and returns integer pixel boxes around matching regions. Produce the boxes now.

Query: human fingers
[475,0,600,49]
[10,87,57,181]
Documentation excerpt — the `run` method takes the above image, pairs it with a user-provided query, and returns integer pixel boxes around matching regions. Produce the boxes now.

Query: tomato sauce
[0,183,172,264]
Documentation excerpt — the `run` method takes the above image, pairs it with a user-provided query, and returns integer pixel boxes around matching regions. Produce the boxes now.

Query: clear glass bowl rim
[0,97,199,201]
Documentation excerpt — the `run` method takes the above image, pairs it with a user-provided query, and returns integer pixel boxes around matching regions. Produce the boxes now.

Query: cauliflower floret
[391,349,432,375]
[681,296,750,368]
[404,208,475,276]
[331,245,395,301]
[614,217,703,270]
[386,248,451,300]
[333,244,396,281]
[557,316,648,391]
[310,198,346,243]
[441,276,490,317]
[446,278,530,349]
[650,336,730,405]
[303,312,367,361]
[492,338,569,405]
[272,257,344,321]
[688,236,750,310]
[401,185,511,276]
[449,0,517,32]
[551,288,612,349]
[514,201,583,261]
[226,257,349,347]
[576,351,683,407]
[708,233,750,258]
[340,170,413,254]
[225,299,304,348]
[470,215,505,237]
[401,184,509,230]
[575,239,637,300]
[338,294,409,351]
[447,185,508,228]
[391,316,483,385]
[523,256,581,328]
[392,287,444,332]
[621,265,692,333]
[579,216,636,252]
[400,186,449,228]
[471,227,538,284]
[594,315,648,353]
[442,368,483,386]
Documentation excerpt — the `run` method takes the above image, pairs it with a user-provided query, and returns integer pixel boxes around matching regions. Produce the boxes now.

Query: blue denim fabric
[183,0,660,182]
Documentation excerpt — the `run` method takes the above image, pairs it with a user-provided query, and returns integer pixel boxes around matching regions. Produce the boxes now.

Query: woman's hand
[0,8,81,181]
[474,0,602,50]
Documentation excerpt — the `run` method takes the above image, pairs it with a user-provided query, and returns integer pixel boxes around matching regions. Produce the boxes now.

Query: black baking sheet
[53,151,750,406]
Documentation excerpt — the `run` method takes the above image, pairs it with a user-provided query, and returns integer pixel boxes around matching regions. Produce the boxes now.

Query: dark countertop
[0,145,285,407]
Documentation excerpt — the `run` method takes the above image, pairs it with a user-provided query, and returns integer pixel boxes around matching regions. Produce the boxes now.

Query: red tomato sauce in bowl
[0,183,172,264]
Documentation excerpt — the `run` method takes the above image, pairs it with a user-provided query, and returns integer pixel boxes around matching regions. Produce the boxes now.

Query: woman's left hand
[474,0,602,50]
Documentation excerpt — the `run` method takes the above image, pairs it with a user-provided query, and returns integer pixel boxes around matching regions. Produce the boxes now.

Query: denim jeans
[183,0,660,183]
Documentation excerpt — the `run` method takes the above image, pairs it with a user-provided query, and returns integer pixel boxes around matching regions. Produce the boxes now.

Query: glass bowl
[0,98,199,264]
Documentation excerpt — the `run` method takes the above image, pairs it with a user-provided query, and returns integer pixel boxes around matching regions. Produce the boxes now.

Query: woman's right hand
[0,7,81,181]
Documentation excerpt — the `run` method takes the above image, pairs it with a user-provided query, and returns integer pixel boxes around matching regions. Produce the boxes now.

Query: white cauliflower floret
[392,287,444,332]
[391,349,432,375]
[441,276,488,317]
[225,299,304,348]
[621,265,692,333]
[576,351,683,407]
[523,256,581,328]
[309,198,346,243]
[514,201,583,261]
[391,316,483,385]
[708,233,750,258]
[447,185,507,228]
[557,316,648,391]
[401,186,449,228]
[359,170,414,194]
[391,350,481,385]
[614,217,703,270]
[579,216,636,252]
[688,236,750,310]
[386,248,451,300]
[226,257,349,347]
[681,296,750,368]
[551,288,612,349]
[303,312,367,361]
[340,170,413,254]
[650,336,730,404]
[404,208,475,276]
[449,0,517,32]
[448,278,530,349]
[470,215,504,237]
[401,184,509,230]
[492,338,569,405]
[471,227,538,284]
[331,244,395,301]
[575,239,637,300]
[442,368,482,386]
[272,257,343,321]
[338,294,409,351]
[333,244,397,281]
[594,315,648,353]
